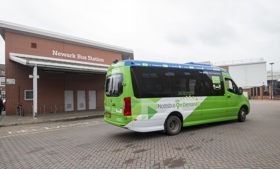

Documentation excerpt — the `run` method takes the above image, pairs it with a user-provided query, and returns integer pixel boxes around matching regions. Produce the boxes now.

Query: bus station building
[0,21,133,116]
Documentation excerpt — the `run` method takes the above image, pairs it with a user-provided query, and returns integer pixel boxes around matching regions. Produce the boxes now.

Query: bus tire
[165,115,182,135]
[238,107,247,122]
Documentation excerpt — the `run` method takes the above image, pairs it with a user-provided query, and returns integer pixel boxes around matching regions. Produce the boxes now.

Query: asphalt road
[0,100,280,169]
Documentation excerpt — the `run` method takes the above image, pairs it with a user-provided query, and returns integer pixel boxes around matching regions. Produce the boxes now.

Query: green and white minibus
[104,60,250,135]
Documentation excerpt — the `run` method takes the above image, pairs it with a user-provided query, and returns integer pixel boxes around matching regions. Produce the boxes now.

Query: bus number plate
[106,112,111,118]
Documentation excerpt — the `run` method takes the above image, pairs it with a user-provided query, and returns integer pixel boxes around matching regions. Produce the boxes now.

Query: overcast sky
[1,0,280,71]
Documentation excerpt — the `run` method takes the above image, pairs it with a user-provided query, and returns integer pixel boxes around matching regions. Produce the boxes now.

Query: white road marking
[0,120,105,138]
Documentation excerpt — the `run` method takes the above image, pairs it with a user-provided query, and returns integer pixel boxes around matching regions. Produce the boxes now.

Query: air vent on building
[31,42,37,48]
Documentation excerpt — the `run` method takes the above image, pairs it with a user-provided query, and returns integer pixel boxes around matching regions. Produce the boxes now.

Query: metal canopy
[9,53,109,73]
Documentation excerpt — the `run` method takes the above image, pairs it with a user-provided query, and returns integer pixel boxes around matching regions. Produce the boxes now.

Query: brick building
[0,21,133,116]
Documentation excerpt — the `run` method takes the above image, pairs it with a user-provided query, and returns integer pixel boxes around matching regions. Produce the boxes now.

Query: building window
[24,90,33,100]
[0,77,5,86]
[0,90,5,99]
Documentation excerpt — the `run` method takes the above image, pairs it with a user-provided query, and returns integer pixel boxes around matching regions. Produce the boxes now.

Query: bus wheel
[238,107,247,122]
[165,115,182,135]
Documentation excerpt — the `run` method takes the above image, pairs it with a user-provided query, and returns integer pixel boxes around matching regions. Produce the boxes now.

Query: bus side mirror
[238,87,243,95]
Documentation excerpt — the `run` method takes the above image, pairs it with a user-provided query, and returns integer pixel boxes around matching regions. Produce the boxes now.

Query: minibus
[104,60,250,135]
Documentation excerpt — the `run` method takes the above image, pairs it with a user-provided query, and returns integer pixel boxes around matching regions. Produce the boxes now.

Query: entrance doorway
[77,90,86,111]
[64,90,74,111]
[89,90,96,110]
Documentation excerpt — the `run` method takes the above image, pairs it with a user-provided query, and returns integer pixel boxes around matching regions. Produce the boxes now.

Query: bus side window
[212,76,221,90]
[225,78,238,94]
[198,71,221,96]
[201,72,212,96]
[207,71,224,96]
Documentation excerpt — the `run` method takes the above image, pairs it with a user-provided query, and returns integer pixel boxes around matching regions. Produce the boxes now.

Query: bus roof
[123,60,228,73]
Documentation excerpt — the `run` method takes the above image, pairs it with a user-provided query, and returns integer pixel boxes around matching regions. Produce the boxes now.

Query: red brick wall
[4,62,33,115]
[4,32,121,115]
[5,32,122,65]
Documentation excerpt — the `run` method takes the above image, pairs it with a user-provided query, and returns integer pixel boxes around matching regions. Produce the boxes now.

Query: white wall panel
[64,90,74,111]
[77,90,86,111]
[228,62,267,88]
[89,90,96,110]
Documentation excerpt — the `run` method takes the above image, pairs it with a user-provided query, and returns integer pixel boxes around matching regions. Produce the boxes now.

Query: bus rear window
[105,74,123,97]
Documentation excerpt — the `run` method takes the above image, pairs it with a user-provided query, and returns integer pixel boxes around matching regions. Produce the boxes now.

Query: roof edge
[121,60,228,73]
[215,61,267,67]
[0,20,134,59]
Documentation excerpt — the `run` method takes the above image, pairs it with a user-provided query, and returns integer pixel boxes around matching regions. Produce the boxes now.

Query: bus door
[224,78,240,117]
[200,71,228,120]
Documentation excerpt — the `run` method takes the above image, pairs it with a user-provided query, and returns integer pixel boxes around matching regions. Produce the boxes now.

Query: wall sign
[52,50,105,63]
[6,78,15,85]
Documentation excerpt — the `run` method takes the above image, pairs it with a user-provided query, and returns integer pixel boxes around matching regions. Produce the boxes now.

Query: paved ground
[0,111,103,127]
[0,100,280,169]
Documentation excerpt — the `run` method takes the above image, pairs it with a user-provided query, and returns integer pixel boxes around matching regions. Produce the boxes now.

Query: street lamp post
[270,62,274,100]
